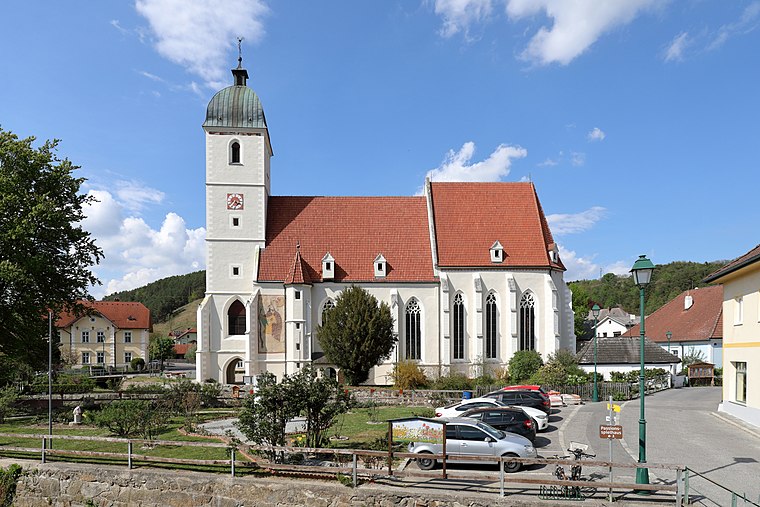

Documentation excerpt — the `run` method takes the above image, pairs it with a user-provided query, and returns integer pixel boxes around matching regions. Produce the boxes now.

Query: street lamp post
[591,303,601,402]
[666,330,672,355]
[631,254,655,489]
[666,330,673,381]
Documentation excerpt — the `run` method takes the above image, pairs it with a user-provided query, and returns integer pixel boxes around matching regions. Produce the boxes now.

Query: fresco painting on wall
[258,295,285,353]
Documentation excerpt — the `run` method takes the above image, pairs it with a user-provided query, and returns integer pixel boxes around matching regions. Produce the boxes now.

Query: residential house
[588,306,638,338]
[196,60,576,385]
[57,301,151,368]
[622,285,723,375]
[704,244,760,428]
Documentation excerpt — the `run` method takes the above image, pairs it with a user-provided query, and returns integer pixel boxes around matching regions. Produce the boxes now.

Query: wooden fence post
[128,441,132,469]
[352,453,357,488]
[41,437,46,464]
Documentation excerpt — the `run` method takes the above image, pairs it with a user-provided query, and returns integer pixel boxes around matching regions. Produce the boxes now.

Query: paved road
[559,387,760,506]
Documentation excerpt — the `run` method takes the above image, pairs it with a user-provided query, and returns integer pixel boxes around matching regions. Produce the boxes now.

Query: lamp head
[630,255,655,287]
[591,303,601,318]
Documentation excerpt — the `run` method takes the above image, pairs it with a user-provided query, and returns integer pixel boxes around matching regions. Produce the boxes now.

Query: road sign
[600,424,623,439]
[606,403,621,413]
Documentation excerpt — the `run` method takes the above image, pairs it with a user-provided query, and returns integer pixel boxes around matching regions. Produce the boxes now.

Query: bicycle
[553,446,598,499]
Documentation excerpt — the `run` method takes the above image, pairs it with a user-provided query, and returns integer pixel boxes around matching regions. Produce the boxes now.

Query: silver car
[408,417,537,472]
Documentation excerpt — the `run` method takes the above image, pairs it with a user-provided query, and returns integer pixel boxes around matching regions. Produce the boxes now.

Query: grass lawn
[327,405,435,449]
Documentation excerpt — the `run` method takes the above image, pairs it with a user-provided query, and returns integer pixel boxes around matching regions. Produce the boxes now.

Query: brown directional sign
[600,424,623,439]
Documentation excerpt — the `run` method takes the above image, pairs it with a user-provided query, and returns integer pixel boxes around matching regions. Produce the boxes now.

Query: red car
[501,384,548,395]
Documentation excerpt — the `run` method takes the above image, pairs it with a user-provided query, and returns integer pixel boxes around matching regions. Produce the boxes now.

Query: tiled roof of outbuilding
[56,301,151,330]
[430,182,564,270]
[704,244,760,283]
[577,336,681,365]
[622,285,723,342]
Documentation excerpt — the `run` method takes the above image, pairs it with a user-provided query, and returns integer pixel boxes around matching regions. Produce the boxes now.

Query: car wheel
[501,452,522,473]
[532,418,540,431]
[416,451,436,471]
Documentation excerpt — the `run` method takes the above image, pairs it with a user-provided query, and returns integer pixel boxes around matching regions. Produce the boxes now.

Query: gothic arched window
[228,300,246,335]
[230,141,241,164]
[519,292,536,351]
[321,299,335,325]
[453,293,465,360]
[485,292,497,359]
[405,298,421,360]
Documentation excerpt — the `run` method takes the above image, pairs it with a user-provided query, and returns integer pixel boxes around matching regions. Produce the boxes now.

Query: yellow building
[705,244,760,428]
[56,301,151,368]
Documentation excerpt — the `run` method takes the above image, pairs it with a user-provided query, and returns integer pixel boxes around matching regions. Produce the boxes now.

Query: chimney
[684,295,694,310]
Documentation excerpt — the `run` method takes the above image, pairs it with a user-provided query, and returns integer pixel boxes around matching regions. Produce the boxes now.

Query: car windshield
[476,422,503,440]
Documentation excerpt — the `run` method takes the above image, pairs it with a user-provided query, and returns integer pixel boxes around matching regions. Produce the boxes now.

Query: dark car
[460,407,537,442]
[484,389,552,415]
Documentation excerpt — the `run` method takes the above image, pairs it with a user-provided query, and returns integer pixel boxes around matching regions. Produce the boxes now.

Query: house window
[228,300,246,335]
[735,362,747,403]
[97,351,105,364]
[321,299,335,325]
[735,297,743,325]
[485,292,497,359]
[82,352,90,365]
[97,331,105,343]
[230,141,241,164]
[405,298,421,360]
[124,331,132,343]
[125,352,132,364]
[231,266,241,277]
[295,290,301,300]
[232,217,240,227]
[613,331,621,337]
[519,292,536,351]
[81,330,90,343]
[453,293,465,360]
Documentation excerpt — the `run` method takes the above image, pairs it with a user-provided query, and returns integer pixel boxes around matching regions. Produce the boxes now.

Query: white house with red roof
[196,61,576,385]
[56,301,151,368]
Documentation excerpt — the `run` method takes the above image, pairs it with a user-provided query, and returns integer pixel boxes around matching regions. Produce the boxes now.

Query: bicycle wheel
[579,485,597,498]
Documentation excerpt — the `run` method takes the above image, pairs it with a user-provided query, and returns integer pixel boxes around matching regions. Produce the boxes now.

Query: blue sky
[2,1,759,298]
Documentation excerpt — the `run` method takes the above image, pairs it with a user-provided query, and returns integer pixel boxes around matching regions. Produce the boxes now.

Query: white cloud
[587,127,606,142]
[135,0,269,88]
[506,0,660,65]
[547,206,606,235]
[110,19,129,35]
[425,141,527,183]
[138,70,166,83]
[708,1,760,50]
[115,180,166,212]
[435,0,494,38]
[663,32,691,62]
[558,244,630,281]
[538,157,559,167]
[82,188,205,299]
[571,152,585,166]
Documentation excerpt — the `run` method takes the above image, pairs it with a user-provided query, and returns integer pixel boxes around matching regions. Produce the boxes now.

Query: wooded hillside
[104,271,205,323]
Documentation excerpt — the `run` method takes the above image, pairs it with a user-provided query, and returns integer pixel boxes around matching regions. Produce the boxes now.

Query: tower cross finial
[237,37,244,68]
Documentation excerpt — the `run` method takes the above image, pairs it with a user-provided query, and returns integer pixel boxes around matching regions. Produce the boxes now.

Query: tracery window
[405,298,421,360]
[519,292,536,351]
[485,292,497,359]
[453,293,465,360]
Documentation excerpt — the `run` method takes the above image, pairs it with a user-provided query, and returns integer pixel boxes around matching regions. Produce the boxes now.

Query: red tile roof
[259,196,436,283]
[623,285,723,343]
[430,182,564,269]
[56,301,151,330]
[704,244,760,283]
[284,245,310,285]
[173,343,191,355]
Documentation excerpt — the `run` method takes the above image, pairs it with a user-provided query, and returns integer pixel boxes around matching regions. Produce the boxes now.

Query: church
[195,59,576,385]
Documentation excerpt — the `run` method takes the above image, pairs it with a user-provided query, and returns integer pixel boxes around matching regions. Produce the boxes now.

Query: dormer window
[322,252,335,280]
[374,254,387,278]
[230,141,241,164]
[490,241,504,263]
[548,243,559,263]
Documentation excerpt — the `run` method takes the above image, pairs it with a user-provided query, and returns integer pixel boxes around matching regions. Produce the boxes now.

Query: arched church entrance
[225,358,245,385]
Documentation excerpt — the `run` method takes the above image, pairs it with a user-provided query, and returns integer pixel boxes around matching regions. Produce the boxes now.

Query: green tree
[236,372,300,461]
[317,285,396,385]
[570,283,592,341]
[289,365,352,448]
[149,334,175,369]
[0,386,18,424]
[185,344,197,362]
[0,129,102,377]
[508,350,543,383]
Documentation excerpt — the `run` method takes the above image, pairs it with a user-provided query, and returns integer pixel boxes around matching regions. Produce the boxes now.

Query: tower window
[228,300,246,335]
[230,141,241,164]
[232,217,240,227]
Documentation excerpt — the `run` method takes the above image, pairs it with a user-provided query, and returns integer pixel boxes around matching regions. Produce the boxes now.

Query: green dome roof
[204,84,267,129]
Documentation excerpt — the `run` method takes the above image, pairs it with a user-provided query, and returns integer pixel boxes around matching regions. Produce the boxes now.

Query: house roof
[588,306,638,327]
[56,301,151,330]
[704,244,760,283]
[284,245,310,285]
[577,336,681,365]
[173,343,191,355]
[171,328,197,339]
[258,196,436,283]
[430,182,565,270]
[622,285,723,343]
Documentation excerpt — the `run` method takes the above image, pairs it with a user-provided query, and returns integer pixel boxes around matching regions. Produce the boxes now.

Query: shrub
[609,371,626,383]
[0,386,18,424]
[130,357,145,371]
[0,464,22,507]
[390,360,429,390]
[508,350,543,383]
[430,373,472,390]
[472,374,496,387]
[94,400,168,439]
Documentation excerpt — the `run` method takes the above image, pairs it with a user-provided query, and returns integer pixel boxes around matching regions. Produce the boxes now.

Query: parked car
[484,389,551,415]
[459,407,537,442]
[408,417,537,472]
[501,384,549,395]
[435,397,549,431]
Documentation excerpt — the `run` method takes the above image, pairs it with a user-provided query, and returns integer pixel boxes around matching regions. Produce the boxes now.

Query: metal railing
[683,467,760,507]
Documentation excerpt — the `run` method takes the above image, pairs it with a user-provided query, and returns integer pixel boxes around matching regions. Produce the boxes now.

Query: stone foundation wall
[10,460,539,507]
